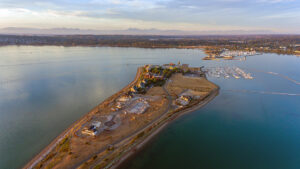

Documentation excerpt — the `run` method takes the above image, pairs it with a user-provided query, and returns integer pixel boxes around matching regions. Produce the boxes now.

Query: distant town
[1,34,300,56]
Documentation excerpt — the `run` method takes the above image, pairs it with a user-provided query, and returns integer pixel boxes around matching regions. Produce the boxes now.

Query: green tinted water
[0,46,299,169]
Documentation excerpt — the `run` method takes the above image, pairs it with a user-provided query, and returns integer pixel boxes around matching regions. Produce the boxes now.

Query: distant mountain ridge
[0,27,277,36]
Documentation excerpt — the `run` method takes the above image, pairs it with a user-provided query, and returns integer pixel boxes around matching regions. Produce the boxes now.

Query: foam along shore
[24,63,219,169]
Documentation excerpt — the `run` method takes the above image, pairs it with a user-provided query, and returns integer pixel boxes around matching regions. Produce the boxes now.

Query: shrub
[93,155,98,160]
[137,131,145,138]
[58,137,70,153]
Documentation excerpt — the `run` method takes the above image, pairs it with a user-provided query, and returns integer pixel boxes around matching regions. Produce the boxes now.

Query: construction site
[29,63,218,169]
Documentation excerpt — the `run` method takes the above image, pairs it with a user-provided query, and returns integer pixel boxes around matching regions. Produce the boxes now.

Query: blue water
[0,46,299,169]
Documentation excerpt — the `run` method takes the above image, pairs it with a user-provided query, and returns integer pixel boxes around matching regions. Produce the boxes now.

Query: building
[141,79,148,84]
[92,121,101,128]
[145,64,161,72]
[153,74,164,80]
[82,129,97,136]
[144,72,152,79]
[137,81,146,88]
[176,95,192,106]
[81,121,101,136]
[144,65,152,72]
[130,86,138,93]
[115,102,122,109]
[163,63,177,70]
[169,62,175,66]
[117,95,131,102]
[181,64,189,72]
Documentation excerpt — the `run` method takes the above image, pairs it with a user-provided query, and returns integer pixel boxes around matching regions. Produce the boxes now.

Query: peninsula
[24,63,219,169]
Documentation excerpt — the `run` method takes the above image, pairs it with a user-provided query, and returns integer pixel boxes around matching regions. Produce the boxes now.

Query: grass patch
[58,137,70,153]
[136,131,145,138]
[93,155,98,160]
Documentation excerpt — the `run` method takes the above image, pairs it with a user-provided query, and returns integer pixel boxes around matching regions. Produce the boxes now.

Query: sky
[0,0,299,33]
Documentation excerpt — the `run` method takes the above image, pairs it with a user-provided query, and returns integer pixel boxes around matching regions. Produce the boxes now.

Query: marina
[204,66,254,79]
[203,49,260,60]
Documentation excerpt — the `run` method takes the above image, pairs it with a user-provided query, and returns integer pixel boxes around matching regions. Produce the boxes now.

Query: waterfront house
[145,65,152,72]
[82,129,98,136]
[92,121,101,128]
[144,72,152,79]
[81,121,101,136]
[176,95,192,106]
[118,95,131,102]
[141,79,148,84]
[137,81,146,88]
[181,64,189,72]
[130,86,138,93]
[163,62,177,70]
[153,74,164,80]
[169,62,175,66]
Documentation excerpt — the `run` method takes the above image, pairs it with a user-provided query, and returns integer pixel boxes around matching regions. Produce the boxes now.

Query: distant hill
[0,27,277,36]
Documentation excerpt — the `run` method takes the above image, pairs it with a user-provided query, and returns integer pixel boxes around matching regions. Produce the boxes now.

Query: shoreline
[110,87,219,169]
[0,44,207,50]
[23,67,143,169]
[23,65,219,169]
[1,45,298,56]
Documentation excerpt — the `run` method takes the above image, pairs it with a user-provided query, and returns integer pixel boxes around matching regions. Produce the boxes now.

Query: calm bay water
[0,46,299,169]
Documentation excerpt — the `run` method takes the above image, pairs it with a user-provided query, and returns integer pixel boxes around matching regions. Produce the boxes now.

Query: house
[82,129,97,136]
[130,86,138,93]
[168,66,175,70]
[153,74,164,80]
[180,95,192,102]
[176,95,192,106]
[181,64,189,72]
[280,46,287,50]
[144,65,152,72]
[118,95,131,102]
[115,102,122,109]
[163,63,177,70]
[137,81,146,88]
[92,121,101,128]
[82,121,101,136]
[144,72,152,79]
[145,64,160,72]
[141,79,148,84]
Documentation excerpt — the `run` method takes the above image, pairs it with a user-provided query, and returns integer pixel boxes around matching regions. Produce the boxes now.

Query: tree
[151,67,160,74]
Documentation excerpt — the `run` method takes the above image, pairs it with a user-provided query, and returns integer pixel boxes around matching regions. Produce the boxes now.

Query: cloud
[257,0,295,3]
[0,0,299,33]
